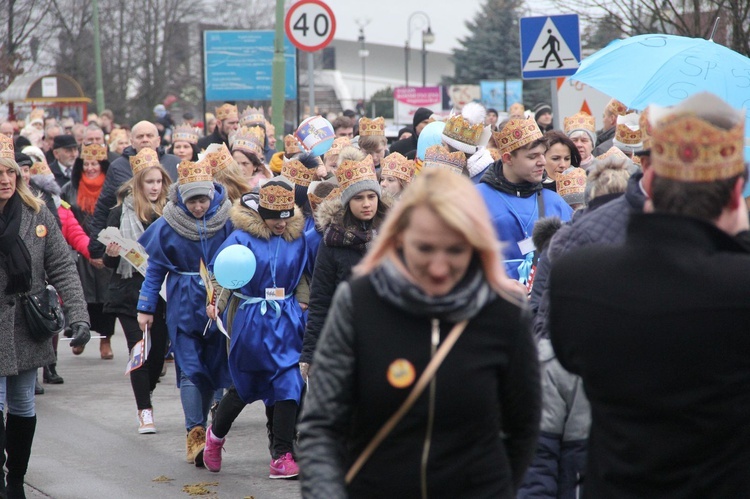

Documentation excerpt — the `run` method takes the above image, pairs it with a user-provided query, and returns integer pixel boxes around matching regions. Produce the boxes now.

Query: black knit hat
[14,152,33,168]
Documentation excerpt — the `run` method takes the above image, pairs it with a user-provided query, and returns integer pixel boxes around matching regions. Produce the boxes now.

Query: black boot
[42,364,64,385]
[5,414,36,499]
[1,416,6,499]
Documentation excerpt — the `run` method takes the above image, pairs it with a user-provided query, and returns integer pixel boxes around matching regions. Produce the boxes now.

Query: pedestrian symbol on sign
[541,30,563,69]
[520,14,580,79]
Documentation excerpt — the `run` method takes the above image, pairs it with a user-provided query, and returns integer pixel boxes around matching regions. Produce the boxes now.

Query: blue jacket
[137,183,233,391]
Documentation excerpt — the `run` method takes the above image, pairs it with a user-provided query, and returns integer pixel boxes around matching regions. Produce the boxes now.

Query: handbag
[21,284,66,343]
[345,319,470,484]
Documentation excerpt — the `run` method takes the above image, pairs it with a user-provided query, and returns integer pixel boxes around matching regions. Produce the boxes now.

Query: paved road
[24,329,303,499]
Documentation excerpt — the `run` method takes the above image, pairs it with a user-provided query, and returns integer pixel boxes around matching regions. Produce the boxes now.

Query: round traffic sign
[285,0,337,52]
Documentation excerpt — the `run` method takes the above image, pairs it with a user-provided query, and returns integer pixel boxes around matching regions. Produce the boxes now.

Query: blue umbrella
[572,34,750,115]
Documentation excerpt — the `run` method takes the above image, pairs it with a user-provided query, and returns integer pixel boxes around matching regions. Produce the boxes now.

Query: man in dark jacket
[549,92,750,498]
[87,121,180,258]
[48,134,79,188]
[388,107,434,157]
[197,103,239,150]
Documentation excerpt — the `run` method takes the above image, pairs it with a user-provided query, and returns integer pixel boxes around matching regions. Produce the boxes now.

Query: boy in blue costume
[206,178,308,479]
[477,118,573,282]
[137,159,233,466]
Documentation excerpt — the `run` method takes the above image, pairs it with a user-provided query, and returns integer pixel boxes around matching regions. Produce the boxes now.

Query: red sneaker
[269,452,299,479]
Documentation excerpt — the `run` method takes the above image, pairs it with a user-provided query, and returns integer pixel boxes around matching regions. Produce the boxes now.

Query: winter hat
[53,134,78,150]
[177,160,215,201]
[441,102,492,154]
[15,152,32,168]
[412,107,434,133]
[258,178,295,220]
[556,167,587,207]
[534,103,552,121]
[336,155,381,206]
[564,112,597,145]
[21,145,45,164]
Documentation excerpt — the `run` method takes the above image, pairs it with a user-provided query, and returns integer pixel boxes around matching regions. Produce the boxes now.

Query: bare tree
[0,0,51,89]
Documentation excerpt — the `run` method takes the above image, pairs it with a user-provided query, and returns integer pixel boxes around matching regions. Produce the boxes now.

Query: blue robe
[304,226,323,276]
[476,184,573,280]
[213,225,308,406]
[137,184,233,392]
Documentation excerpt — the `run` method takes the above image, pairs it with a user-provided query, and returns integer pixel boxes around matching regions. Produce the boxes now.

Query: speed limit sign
[285,0,337,52]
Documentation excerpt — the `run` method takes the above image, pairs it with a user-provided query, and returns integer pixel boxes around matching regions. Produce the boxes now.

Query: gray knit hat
[336,155,381,206]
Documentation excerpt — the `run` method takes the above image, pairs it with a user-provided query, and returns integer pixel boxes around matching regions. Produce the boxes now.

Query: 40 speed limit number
[285,0,337,52]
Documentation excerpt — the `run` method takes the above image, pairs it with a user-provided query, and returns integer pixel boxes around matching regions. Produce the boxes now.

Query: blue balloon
[417,121,446,161]
[214,244,257,289]
[310,138,334,157]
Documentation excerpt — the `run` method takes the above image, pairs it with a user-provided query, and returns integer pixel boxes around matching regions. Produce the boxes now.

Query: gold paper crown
[81,143,108,162]
[613,113,642,149]
[307,181,341,210]
[260,183,295,212]
[606,99,629,116]
[424,145,467,176]
[380,152,415,183]
[494,118,544,156]
[324,137,350,159]
[30,162,52,176]
[215,104,238,121]
[240,106,266,128]
[336,155,377,191]
[178,160,213,185]
[556,168,587,198]
[232,127,264,157]
[596,146,629,162]
[282,157,316,187]
[204,143,234,175]
[442,114,485,147]
[109,129,128,142]
[358,117,385,136]
[564,112,596,135]
[129,147,160,175]
[284,134,302,155]
[639,107,652,150]
[651,114,745,182]
[173,124,199,145]
[29,109,45,121]
[0,133,14,159]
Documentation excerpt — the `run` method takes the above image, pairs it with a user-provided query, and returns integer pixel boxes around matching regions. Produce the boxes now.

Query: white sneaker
[138,408,156,434]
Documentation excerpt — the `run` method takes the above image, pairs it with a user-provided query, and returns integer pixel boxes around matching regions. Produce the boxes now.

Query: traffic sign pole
[285,0,336,118]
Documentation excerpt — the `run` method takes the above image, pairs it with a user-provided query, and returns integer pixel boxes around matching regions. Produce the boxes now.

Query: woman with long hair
[102,147,172,434]
[169,124,200,162]
[60,143,117,358]
[298,168,540,498]
[542,130,582,192]
[299,155,390,379]
[0,136,91,499]
[230,127,272,190]
[378,152,415,199]
[201,143,251,203]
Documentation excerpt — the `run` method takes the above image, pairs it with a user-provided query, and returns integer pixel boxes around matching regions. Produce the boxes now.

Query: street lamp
[405,11,434,88]
[357,26,370,106]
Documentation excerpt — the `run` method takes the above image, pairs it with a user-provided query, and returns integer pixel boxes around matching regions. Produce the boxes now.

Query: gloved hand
[66,321,91,348]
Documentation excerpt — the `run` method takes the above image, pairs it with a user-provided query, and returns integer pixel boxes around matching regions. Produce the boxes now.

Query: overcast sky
[323,0,557,54]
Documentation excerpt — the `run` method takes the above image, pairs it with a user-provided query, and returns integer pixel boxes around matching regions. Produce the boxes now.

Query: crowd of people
[2,89,750,498]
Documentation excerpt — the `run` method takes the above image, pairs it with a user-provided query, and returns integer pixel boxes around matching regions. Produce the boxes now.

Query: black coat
[102,204,158,317]
[197,127,227,151]
[549,213,750,498]
[48,159,71,188]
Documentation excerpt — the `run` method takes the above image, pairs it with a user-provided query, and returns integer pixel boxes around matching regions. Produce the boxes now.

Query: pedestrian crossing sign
[520,14,581,79]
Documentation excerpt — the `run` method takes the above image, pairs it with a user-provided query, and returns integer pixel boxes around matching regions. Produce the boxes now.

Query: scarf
[369,256,495,323]
[323,220,375,253]
[480,159,542,198]
[161,198,231,241]
[0,192,32,294]
[118,195,147,279]
[77,173,106,214]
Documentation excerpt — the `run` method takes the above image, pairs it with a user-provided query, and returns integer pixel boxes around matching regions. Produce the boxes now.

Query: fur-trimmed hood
[314,190,395,232]
[30,174,61,197]
[532,216,563,253]
[229,200,305,241]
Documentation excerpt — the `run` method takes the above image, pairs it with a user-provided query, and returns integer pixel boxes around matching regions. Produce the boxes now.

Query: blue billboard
[203,30,297,102]
[480,80,523,111]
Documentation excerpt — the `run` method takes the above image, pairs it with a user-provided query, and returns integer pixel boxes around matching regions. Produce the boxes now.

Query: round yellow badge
[35,225,47,238]
[387,359,416,389]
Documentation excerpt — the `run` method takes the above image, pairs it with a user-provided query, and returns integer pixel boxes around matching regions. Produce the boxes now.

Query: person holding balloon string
[102,147,172,434]
[206,178,309,479]
[136,159,234,466]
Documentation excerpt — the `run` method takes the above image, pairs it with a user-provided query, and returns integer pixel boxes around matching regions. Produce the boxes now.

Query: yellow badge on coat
[387,359,416,389]
[35,225,47,237]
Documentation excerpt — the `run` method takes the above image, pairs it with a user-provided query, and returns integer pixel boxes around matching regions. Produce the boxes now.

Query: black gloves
[65,321,91,347]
